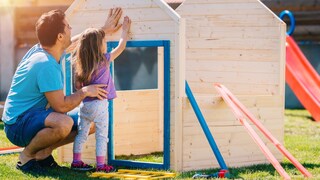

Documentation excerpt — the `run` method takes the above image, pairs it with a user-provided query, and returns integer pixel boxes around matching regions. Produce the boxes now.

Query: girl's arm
[109,16,131,61]
[66,8,123,53]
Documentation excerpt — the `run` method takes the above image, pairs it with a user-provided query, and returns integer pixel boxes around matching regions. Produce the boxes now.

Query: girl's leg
[95,119,109,166]
[93,99,110,169]
[72,115,91,162]
[73,103,93,163]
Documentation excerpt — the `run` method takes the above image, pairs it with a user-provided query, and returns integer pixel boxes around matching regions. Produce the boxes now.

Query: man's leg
[19,112,74,165]
[35,122,96,160]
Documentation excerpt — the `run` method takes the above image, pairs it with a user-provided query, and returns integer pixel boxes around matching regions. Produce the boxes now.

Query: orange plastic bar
[216,84,312,178]
[214,84,291,180]
[0,146,21,151]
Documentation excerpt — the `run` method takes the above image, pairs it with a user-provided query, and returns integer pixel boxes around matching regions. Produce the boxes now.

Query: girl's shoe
[96,164,116,173]
[71,161,94,171]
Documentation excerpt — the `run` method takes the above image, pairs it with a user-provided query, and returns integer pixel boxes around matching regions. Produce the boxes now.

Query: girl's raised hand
[122,16,131,35]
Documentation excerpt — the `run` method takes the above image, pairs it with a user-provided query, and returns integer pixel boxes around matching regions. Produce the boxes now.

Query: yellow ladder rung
[118,169,176,176]
[91,172,152,179]
[91,169,176,180]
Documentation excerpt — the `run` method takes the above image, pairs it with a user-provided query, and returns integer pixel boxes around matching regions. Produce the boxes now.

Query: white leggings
[73,99,109,157]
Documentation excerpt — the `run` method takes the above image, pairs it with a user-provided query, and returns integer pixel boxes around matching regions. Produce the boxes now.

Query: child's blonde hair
[74,28,106,85]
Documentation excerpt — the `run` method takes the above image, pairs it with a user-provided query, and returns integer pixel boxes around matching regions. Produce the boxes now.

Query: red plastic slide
[286,36,320,122]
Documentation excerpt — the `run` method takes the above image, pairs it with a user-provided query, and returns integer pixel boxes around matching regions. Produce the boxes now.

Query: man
[2,8,123,173]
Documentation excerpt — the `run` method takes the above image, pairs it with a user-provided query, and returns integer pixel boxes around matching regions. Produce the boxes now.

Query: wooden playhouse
[58,0,286,171]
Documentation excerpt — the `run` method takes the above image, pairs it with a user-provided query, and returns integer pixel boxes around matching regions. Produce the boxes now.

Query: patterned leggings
[73,99,109,157]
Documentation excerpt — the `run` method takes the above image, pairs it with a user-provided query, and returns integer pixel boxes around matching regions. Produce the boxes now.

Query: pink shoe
[96,164,116,173]
[71,161,94,171]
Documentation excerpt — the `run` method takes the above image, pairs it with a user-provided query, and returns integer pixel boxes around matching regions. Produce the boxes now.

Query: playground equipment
[192,169,230,179]
[0,146,23,155]
[214,83,312,179]
[279,10,320,122]
[91,169,176,179]
[59,0,286,171]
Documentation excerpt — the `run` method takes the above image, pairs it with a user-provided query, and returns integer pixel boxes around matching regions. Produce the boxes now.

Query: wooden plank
[158,47,164,151]
[185,48,279,62]
[186,26,280,39]
[183,95,283,109]
[69,8,174,24]
[186,60,280,74]
[70,20,176,35]
[172,18,185,171]
[279,21,286,98]
[178,5,272,17]
[186,38,279,50]
[186,71,279,85]
[182,124,282,137]
[185,14,279,27]
[81,0,158,9]
[178,0,257,4]
[181,82,280,95]
[185,17,280,28]
[183,129,283,148]
[154,0,180,23]
[183,108,283,125]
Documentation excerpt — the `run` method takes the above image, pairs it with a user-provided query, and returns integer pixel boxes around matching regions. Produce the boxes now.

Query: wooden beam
[173,18,185,171]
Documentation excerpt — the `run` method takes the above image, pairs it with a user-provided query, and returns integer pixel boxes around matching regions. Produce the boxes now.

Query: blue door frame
[107,40,171,169]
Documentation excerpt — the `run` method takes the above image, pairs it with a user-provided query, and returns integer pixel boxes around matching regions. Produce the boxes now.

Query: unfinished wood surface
[177,0,285,170]
[172,17,185,171]
[58,89,164,164]
[61,0,286,172]
[114,90,162,156]
[61,0,180,167]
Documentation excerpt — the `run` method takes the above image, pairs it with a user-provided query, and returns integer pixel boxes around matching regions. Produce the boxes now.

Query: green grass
[0,110,319,179]
[116,152,163,163]
[0,122,15,148]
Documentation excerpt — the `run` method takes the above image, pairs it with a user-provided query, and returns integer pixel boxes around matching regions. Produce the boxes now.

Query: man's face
[61,19,72,49]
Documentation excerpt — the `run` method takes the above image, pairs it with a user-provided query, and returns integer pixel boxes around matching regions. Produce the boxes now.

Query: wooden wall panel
[59,0,180,169]
[177,0,285,170]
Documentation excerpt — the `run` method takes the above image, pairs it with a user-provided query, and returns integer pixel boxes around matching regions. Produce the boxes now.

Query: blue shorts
[4,108,78,147]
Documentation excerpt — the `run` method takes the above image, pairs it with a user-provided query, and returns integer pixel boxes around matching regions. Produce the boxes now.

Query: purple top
[83,53,116,102]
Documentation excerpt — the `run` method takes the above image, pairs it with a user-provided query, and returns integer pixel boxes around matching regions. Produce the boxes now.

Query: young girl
[71,16,131,172]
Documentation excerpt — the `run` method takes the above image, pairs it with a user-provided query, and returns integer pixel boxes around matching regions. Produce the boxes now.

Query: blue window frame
[107,40,171,169]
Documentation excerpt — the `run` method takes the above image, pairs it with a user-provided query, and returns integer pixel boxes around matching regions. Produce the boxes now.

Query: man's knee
[56,115,73,136]
[47,113,74,138]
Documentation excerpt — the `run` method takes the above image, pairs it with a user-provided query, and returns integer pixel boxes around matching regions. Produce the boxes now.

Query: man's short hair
[36,9,66,46]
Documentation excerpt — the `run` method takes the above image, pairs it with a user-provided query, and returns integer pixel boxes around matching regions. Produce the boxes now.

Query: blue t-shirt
[2,44,64,125]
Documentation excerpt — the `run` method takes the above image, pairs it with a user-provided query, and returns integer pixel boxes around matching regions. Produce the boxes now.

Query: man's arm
[66,8,123,53]
[45,84,107,113]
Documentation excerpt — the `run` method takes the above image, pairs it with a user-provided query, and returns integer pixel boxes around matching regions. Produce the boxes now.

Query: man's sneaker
[96,164,116,173]
[71,161,94,171]
[37,155,61,168]
[16,159,47,175]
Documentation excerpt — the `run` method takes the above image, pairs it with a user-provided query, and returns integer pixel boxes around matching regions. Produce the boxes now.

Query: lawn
[0,110,319,179]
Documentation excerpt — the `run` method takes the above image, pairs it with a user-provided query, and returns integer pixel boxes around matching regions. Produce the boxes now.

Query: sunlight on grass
[116,152,163,163]
[0,122,17,148]
[0,110,319,179]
